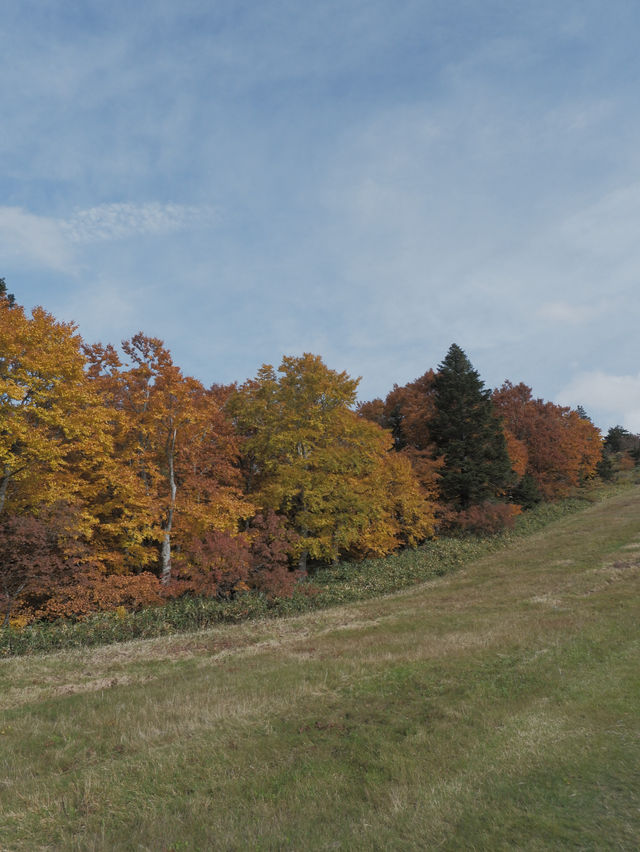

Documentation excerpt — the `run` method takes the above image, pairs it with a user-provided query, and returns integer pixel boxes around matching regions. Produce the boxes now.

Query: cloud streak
[0,202,215,270]
[62,202,217,244]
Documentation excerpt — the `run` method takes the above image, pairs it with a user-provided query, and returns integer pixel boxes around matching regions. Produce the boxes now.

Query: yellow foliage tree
[231,354,435,569]
[0,297,111,523]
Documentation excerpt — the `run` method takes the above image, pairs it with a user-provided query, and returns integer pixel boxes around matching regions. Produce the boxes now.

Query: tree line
[0,281,623,626]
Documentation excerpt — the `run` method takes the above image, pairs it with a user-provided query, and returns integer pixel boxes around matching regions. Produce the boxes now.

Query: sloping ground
[1,487,639,850]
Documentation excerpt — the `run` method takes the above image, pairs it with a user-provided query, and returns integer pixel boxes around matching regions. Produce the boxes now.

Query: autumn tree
[358,370,441,499]
[231,354,434,570]
[429,344,513,510]
[0,297,111,520]
[493,381,602,499]
[85,334,251,584]
[349,451,435,557]
[79,342,156,572]
[246,510,301,598]
[0,513,65,626]
[171,529,252,599]
[0,503,99,625]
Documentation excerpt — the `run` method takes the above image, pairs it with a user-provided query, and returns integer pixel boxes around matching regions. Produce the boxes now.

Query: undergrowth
[0,485,624,657]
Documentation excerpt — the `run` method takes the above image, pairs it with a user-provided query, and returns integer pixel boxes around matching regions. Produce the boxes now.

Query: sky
[2,0,640,433]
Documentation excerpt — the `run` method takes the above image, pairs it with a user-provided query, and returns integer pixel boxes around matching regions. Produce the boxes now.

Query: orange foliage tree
[493,381,602,499]
[85,334,252,585]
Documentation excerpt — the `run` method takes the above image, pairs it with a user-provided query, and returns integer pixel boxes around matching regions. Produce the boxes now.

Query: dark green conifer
[596,451,615,481]
[0,278,15,307]
[512,472,541,508]
[576,405,591,422]
[603,425,629,453]
[429,343,513,509]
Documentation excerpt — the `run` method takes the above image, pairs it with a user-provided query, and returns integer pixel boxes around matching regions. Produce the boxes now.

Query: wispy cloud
[62,202,217,244]
[0,202,216,271]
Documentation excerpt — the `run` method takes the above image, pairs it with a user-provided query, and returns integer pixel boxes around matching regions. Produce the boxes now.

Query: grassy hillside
[1,486,639,850]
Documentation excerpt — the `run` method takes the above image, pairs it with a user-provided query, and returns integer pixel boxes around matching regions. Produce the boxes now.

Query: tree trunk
[161,531,172,585]
[160,429,177,585]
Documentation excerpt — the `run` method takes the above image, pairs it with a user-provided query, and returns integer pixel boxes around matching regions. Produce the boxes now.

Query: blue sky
[2,0,640,432]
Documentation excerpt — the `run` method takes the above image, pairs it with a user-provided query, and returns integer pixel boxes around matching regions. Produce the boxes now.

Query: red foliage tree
[0,505,91,624]
[493,382,602,499]
[247,509,300,598]
[171,530,252,599]
[0,514,65,625]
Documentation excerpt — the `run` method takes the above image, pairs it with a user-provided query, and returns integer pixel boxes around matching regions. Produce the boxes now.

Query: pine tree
[576,405,591,422]
[512,472,541,508]
[603,425,629,453]
[0,278,15,307]
[429,344,513,509]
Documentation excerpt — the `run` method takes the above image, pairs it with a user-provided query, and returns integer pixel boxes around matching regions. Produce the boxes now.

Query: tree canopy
[0,285,616,626]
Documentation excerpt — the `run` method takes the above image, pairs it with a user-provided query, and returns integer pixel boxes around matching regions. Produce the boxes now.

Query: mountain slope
[1,487,639,850]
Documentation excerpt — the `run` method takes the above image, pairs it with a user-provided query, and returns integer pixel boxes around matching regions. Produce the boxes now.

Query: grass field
[1,486,639,850]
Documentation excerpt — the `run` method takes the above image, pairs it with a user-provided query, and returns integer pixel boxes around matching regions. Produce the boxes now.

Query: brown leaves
[494,382,602,499]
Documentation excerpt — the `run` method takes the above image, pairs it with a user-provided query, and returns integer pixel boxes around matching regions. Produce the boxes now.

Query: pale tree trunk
[298,548,309,573]
[160,429,177,585]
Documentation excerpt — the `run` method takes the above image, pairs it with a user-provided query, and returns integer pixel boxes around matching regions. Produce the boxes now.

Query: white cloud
[0,207,73,271]
[0,202,215,271]
[557,371,640,433]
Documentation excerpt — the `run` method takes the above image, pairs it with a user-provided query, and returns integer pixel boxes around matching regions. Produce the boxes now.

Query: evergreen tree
[576,405,591,422]
[512,472,542,508]
[596,451,615,481]
[0,278,15,307]
[429,344,513,509]
[603,425,629,453]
